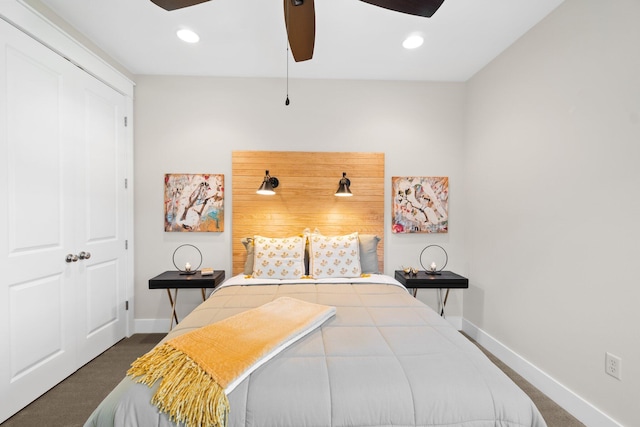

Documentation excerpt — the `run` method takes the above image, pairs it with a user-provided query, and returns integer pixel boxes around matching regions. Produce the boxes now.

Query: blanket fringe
[127,343,229,427]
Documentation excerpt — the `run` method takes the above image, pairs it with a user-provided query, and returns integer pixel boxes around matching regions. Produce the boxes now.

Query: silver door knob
[79,251,91,260]
[66,254,79,263]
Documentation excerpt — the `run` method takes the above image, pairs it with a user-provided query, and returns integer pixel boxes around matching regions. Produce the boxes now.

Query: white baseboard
[461,318,622,427]
[134,318,171,333]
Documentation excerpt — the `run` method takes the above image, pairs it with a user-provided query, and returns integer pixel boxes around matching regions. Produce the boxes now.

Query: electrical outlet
[605,352,621,380]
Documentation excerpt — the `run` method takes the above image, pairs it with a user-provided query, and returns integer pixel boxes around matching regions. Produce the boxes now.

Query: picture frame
[392,176,448,233]
[164,173,224,232]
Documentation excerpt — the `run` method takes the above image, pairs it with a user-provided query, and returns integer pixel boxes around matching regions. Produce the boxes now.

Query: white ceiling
[40,0,564,81]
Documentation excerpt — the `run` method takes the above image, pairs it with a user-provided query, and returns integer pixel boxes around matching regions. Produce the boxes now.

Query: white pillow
[309,232,361,279]
[252,235,306,279]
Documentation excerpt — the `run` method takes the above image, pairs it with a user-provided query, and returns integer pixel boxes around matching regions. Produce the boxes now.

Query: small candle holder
[429,262,438,274]
[419,245,448,275]
[402,266,418,276]
[172,244,202,275]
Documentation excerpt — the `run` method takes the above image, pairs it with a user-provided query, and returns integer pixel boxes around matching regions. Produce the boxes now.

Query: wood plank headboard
[232,151,385,275]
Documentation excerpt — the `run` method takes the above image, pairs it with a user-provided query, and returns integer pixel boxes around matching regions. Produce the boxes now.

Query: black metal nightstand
[149,270,225,329]
[394,270,468,316]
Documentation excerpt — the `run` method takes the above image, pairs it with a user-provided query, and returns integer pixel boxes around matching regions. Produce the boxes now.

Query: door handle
[65,254,79,263]
[79,251,91,260]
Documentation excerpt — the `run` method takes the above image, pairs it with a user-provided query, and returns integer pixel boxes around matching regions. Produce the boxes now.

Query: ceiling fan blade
[359,0,445,17]
[150,0,209,11]
[284,0,316,62]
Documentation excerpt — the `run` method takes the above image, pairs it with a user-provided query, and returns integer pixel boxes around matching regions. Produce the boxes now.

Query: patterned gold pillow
[252,235,306,279]
[309,232,361,279]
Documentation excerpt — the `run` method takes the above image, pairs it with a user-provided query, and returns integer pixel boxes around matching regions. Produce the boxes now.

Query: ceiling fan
[150,0,445,62]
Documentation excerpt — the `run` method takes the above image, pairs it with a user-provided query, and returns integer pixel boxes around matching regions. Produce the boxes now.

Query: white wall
[133,77,467,325]
[464,0,639,426]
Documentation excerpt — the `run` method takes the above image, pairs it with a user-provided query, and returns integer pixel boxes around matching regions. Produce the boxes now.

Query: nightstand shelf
[394,270,468,316]
[149,270,225,330]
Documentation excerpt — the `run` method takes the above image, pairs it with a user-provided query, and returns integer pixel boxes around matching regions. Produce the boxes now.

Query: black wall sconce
[257,170,279,195]
[335,172,353,197]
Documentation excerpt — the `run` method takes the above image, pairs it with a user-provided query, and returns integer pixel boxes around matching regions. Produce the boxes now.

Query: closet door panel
[6,46,63,250]
[9,275,65,377]
[85,260,119,336]
[0,19,77,423]
[76,75,127,365]
[84,88,119,240]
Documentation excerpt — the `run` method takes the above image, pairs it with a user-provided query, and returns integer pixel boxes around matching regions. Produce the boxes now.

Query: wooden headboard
[232,151,385,275]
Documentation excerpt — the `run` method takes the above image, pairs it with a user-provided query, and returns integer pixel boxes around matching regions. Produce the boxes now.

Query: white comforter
[86,274,547,427]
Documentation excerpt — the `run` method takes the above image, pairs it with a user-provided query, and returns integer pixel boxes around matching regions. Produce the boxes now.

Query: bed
[85,272,547,426]
[85,152,546,426]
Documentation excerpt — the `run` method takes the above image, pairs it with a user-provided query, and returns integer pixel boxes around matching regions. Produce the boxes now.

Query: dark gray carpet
[1,334,163,427]
[1,333,585,427]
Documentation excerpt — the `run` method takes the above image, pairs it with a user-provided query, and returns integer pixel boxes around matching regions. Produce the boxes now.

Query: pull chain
[285,46,290,105]
[285,0,290,106]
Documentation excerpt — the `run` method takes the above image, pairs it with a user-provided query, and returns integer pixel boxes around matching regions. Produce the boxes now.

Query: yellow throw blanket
[127,297,336,427]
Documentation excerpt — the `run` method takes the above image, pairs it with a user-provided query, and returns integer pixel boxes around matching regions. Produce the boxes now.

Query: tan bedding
[85,274,547,427]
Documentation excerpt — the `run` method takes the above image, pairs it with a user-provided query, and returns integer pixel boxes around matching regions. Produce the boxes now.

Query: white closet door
[74,71,127,366]
[0,19,78,421]
[0,19,127,422]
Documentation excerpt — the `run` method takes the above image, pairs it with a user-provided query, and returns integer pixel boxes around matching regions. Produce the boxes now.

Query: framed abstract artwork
[164,174,224,232]
[392,176,448,233]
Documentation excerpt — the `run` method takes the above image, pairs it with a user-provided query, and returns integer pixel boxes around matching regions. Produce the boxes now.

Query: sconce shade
[335,172,353,197]
[257,170,279,195]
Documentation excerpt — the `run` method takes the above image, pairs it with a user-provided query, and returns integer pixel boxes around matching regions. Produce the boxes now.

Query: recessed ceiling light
[403,34,424,50]
[177,28,200,43]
